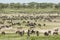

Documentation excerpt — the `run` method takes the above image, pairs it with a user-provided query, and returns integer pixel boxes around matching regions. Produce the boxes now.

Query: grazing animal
[16,31,20,34]
[55,29,58,32]
[53,32,58,35]
[19,32,23,36]
[1,31,5,35]
[34,23,36,25]
[1,26,5,28]
[31,30,35,34]
[28,23,35,26]
[6,25,9,28]
[27,21,30,23]
[16,31,23,36]
[27,30,30,36]
[43,24,46,26]
[36,31,39,36]
[22,21,26,23]
[38,24,41,26]
[44,32,49,36]
[48,31,51,34]
[22,30,25,35]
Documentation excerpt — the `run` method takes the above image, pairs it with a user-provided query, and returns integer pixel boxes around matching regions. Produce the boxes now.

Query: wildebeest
[0,21,4,24]
[1,31,5,35]
[12,22,21,26]
[44,32,49,36]
[16,31,20,34]
[22,21,26,23]
[54,28,58,32]
[19,32,23,36]
[27,21,30,23]
[16,31,23,36]
[36,31,39,36]
[43,24,46,26]
[33,23,36,25]
[27,22,35,26]
[27,30,30,36]
[22,30,25,35]
[31,30,35,34]
[53,28,59,35]
[48,31,51,35]
[53,31,58,35]
[38,24,41,26]
[1,26,5,28]
[5,25,11,28]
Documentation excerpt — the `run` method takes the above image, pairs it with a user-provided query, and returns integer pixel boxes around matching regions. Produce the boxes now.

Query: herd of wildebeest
[1,28,59,36]
[0,13,60,36]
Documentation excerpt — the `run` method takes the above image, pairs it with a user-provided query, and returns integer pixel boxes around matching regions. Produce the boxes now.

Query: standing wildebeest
[36,31,39,36]
[22,30,25,35]
[53,28,59,35]
[31,30,35,34]
[44,32,49,36]
[27,30,30,36]
[43,24,46,26]
[38,24,41,26]
[26,22,35,27]
[5,25,11,28]
[53,31,58,35]
[16,31,23,36]
[33,23,36,25]
[19,32,23,36]
[1,31,5,35]
[27,21,30,23]
[54,28,58,32]
[0,21,4,24]
[16,31,20,34]
[48,31,51,35]
[22,21,26,23]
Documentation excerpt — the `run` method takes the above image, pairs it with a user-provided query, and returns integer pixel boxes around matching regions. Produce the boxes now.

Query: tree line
[0,2,60,9]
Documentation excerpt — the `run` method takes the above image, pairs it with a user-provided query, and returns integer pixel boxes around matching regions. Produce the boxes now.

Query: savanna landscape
[0,0,60,40]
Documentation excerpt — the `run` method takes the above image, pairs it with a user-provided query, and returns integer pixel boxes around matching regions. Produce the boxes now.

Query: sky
[0,0,60,3]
